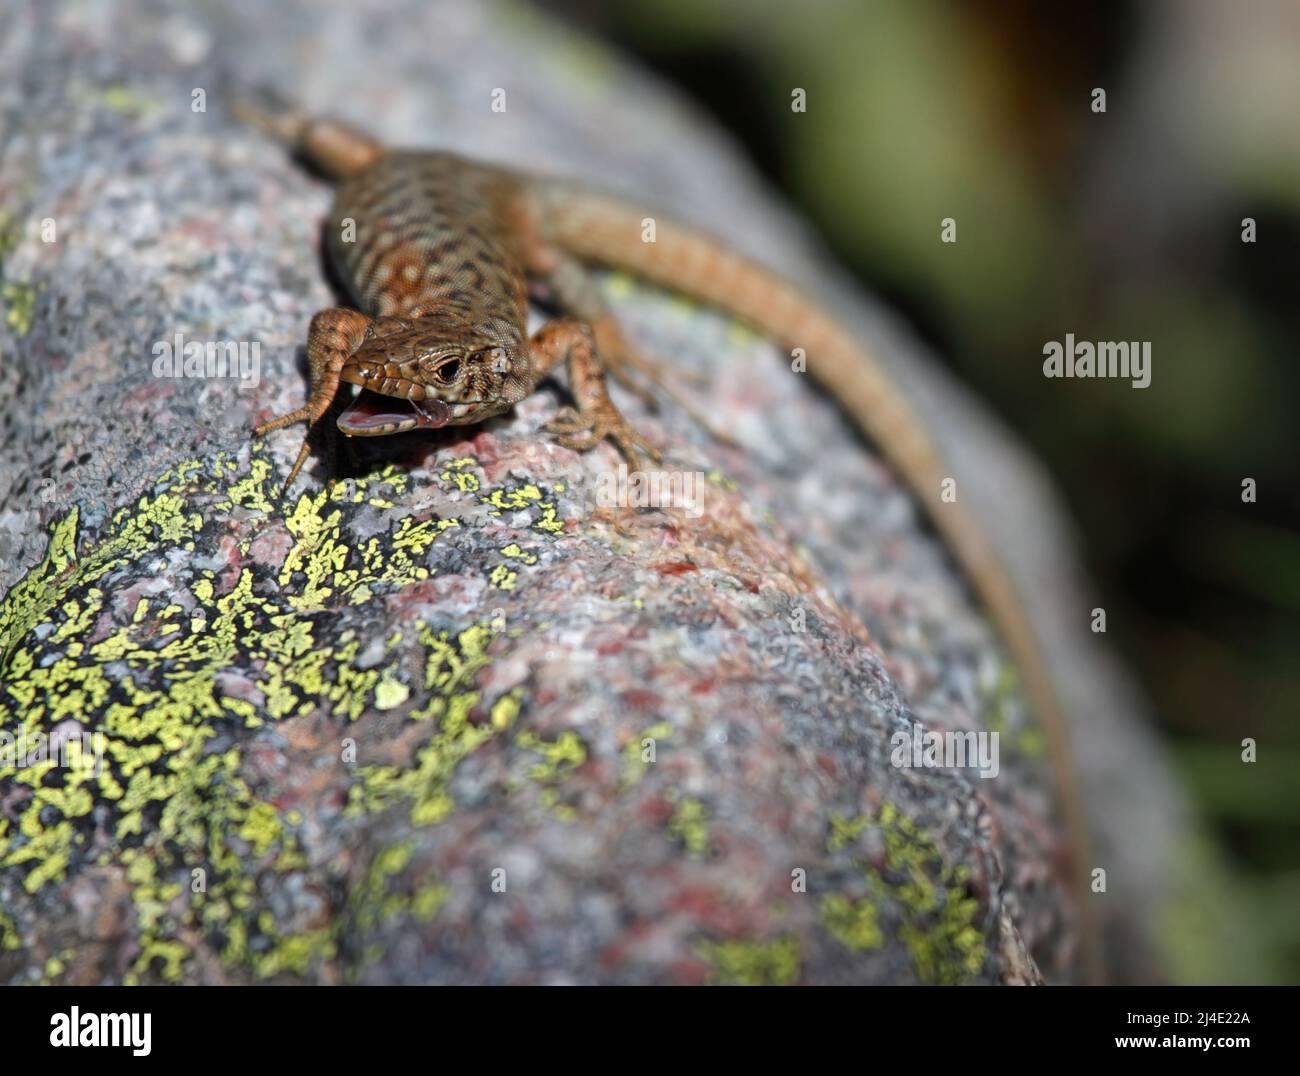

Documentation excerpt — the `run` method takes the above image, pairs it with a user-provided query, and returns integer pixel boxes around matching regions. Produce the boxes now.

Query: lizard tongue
[338,389,453,434]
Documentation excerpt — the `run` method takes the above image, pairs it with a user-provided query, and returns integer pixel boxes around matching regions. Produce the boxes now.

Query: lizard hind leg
[254,308,373,488]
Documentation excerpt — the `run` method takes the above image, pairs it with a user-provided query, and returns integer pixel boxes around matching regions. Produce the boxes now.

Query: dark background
[553,0,1300,982]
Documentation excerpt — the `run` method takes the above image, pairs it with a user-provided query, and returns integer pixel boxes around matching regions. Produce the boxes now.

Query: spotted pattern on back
[329,151,530,331]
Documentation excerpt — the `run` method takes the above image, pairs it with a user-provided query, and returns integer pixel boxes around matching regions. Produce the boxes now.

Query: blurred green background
[553,0,1300,981]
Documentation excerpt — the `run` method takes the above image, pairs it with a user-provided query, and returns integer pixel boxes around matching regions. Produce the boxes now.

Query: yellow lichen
[825,804,988,984]
[666,795,711,857]
[0,449,567,982]
[1,280,40,337]
[620,721,672,788]
[696,937,799,986]
[820,894,884,952]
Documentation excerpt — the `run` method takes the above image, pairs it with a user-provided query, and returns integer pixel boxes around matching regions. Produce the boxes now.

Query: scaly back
[329,152,530,329]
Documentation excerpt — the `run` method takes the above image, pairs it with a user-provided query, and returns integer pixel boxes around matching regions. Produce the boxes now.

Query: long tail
[537,181,1102,982]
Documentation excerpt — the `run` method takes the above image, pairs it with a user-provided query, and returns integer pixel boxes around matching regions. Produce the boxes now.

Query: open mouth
[337,389,453,436]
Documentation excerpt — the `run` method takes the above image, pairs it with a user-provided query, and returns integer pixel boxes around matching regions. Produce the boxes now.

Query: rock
[0,0,1189,984]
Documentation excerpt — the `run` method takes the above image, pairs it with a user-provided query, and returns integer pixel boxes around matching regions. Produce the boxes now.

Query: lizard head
[337,314,527,436]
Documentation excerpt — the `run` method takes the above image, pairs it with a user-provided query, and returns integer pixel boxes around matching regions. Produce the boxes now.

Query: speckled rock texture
[0,0,1190,984]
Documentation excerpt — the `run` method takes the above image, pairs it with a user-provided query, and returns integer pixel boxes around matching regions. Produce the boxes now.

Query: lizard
[235,98,1101,983]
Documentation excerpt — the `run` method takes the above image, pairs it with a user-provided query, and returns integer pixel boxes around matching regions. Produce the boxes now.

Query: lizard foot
[544,405,662,471]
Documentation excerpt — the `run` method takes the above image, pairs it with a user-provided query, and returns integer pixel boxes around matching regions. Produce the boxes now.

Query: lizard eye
[429,358,460,384]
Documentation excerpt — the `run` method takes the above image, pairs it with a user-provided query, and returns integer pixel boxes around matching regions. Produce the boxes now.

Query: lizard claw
[542,407,592,436]
[547,404,661,471]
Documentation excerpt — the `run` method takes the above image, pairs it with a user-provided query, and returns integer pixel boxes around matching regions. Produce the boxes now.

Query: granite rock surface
[0,0,1190,984]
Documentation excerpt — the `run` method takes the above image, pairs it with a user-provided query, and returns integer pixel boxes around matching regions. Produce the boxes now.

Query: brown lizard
[236,99,1101,982]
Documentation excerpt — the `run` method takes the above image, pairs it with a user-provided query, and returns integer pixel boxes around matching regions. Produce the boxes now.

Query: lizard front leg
[529,318,661,472]
[534,251,666,405]
[509,197,668,406]
[255,307,372,487]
